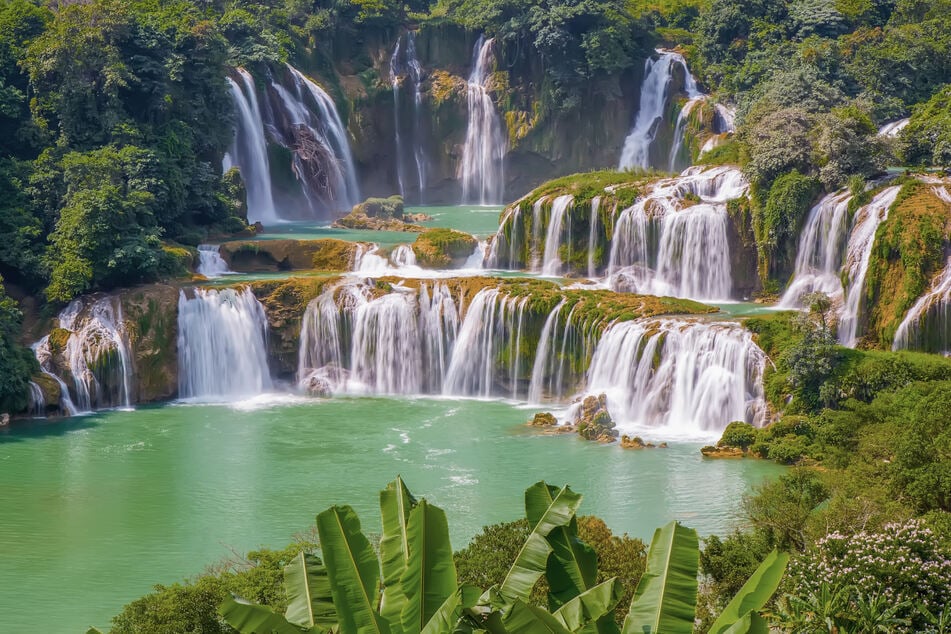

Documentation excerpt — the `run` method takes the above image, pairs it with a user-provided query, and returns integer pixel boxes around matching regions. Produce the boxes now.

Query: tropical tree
[218,478,789,633]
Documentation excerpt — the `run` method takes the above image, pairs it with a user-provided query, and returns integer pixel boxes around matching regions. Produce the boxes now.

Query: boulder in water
[412,228,478,268]
[573,394,618,442]
[333,196,425,232]
[529,412,557,426]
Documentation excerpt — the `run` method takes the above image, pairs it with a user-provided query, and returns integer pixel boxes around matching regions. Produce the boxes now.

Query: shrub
[718,421,759,450]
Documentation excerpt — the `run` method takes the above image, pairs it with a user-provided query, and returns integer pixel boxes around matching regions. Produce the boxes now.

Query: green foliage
[812,105,887,188]
[781,520,951,632]
[743,469,829,551]
[901,84,951,166]
[0,276,36,413]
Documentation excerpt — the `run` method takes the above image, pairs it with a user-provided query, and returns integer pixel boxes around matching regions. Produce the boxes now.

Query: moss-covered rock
[332,196,427,232]
[864,182,951,347]
[412,228,478,267]
[573,393,618,442]
[120,284,180,404]
[529,412,557,426]
[219,239,364,272]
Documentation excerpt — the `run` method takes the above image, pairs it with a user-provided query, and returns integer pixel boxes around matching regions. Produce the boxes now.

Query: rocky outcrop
[573,394,618,442]
[219,239,364,272]
[412,228,477,267]
[121,284,181,404]
[332,196,426,231]
[529,412,557,426]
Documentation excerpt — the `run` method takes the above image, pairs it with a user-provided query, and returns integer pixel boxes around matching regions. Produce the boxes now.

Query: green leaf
[498,482,585,605]
[621,521,699,634]
[380,476,418,631]
[284,551,337,628]
[525,482,597,610]
[708,550,789,634]
[552,578,623,630]
[719,611,769,634]
[504,600,574,634]
[220,595,312,634]
[400,499,458,633]
[498,532,553,605]
[316,505,391,634]
[421,585,481,634]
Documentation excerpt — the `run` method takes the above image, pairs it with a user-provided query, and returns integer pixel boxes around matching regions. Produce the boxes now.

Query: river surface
[0,396,782,632]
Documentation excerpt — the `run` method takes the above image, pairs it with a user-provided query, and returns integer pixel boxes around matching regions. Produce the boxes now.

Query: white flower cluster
[786,520,951,630]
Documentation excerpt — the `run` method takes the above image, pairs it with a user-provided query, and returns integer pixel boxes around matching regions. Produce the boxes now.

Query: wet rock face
[573,393,618,442]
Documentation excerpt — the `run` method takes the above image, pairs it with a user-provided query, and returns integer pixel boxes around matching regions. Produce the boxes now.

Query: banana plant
[219,478,788,634]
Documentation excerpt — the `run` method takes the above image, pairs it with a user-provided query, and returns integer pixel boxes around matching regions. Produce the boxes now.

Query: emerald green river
[0,397,783,632]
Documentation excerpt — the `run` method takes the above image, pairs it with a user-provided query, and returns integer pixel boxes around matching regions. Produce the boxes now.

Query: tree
[0,277,36,414]
[813,105,887,189]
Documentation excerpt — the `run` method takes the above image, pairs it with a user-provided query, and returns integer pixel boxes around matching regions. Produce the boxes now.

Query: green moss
[412,228,478,268]
[698,138,741,166]
[864,182,949,347]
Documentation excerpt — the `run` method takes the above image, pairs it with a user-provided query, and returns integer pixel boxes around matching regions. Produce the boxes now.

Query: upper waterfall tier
[780,186,902,346]
[459,36,506,205]
[224,64,359,223]
[618,50,734,172]
[486,166,749,301]
[390,31,429,203]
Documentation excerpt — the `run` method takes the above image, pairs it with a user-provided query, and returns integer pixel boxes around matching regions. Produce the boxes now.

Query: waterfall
[352,244,391,273]
[442,287,528,398]
[608,166,746,300]
[298,281,459,394]
[838,186,901,346]
[226,70,278,224]
[892,255,951,354]
[878,118,909,137]
[391,36,406,198]
[485,204,523,270]
[587,197,601,277]
[390,244,418,268]
[390,32,428,202]
[46,297,134,412]
[779,192,853,308]
[541,195,574,276]
[177,287,272,400]
[31,338,78,416]
[619,50,701,171]
[464,240,488,269]
[197,245,233,278]
[668,97,704,172]
[460,36,506,205]
[27,381,45,417]
[583,319,767,435]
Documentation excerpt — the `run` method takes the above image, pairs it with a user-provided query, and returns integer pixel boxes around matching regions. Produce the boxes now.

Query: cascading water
[779,192,853,308]
[838,186,901,346]
[668,97,704,172]
[27,381,45,417]
[197,245,233,278]
[298,281,459,394]
[878,118,909,137]
[31,338,79,417]
[390,32,428,201]
[460,36,506,205]
[45,297,134,412]
[619,51,701,171]
[541,195,574,276]
[226,70,278,224]
[607,166,746,300]
[177,287,272,400]
[583,319,767,435]
[892,255,951,354]
[587,197,602,277]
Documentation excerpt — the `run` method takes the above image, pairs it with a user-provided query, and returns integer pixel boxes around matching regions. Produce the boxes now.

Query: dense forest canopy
[1,0,950,404]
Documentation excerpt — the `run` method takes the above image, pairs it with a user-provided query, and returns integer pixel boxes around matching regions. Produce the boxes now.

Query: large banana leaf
[719,611,769,634]
[380,477,418,630]
[552,578,622,631]
[621,521,699,634]
[284,551,337,629]
[707,550,789,634]
[399,499,458,633]
[497,482,585,605]
[420,585,481,634]
[220,595,319,633]
[525,482,596,610]
[316,505,390,634]
[504,600,573,634]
